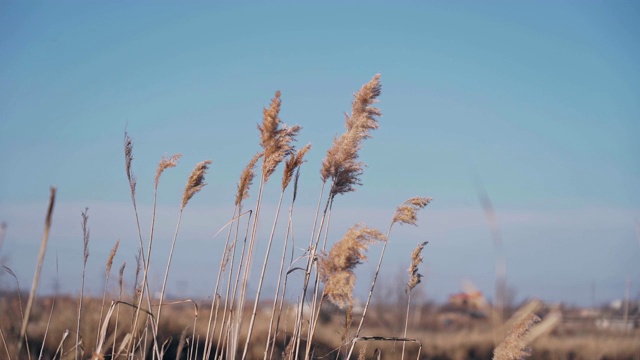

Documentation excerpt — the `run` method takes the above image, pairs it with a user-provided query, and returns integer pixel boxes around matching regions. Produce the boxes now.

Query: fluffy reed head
[347,73,382,134]
[106,240,120,275]
[392,197,433,226]
[319,224,387,308]
[81,208,90,263]
[493,312,541,360]
[258,91,301,182]
[124,132,136,197]
[118,262,126,291]
[155,153,182,189]
[236,152,262,206]
[320,74,381,199]
[407,241,427,293]
[282,143,311,190]
[181,160,212,209]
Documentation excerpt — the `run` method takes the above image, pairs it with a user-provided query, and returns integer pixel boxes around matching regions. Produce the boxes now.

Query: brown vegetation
[1,75,638,360]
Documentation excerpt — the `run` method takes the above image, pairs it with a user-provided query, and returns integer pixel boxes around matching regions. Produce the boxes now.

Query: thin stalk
[76,208,90,360]
[17,187,55,358]
[224,206,255,360]
[232,175,265,360]
[264,199,296,359]
[214,210,246,360]
[113,262,125,358]
[155,209,185,335]
[304,202,334,359]
[203,206,238,360]
[345,222,393,360]
[401,291,412,360]
[293,191,332,360]
[242,191,285,359]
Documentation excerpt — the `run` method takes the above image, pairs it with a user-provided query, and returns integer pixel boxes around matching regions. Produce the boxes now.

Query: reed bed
[0,75,579,360]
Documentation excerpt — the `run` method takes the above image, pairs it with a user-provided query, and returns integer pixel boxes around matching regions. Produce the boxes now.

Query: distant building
[448,291,484,311]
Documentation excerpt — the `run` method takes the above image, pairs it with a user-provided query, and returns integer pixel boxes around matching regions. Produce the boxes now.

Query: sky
[0,2,639,307]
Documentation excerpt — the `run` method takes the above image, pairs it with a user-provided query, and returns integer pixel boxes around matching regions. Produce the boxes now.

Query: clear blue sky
[1,2,638,306]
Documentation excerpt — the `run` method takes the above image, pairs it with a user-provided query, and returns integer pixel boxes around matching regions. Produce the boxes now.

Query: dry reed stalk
[38,256,59,360]
[17,187,55,358]
[96,239,120,348]
[493,313,540,360]
[239,91,301,360]
[264,168,304,360]
[123,132,158,360]
[214,211,254,360]
[402,241,427,360]
[347,197,432,360]
[351,197,431,341]
[214,153,261,360]
[0,327,10,360]
[204,154,261,360]
[293,75,382,359]
[219,211,254,360]
[132,153,181,360]
[156,160,212,339]
[202,209,239,360]
[76,207,91,360]
[113,261,126,357]
[244,145,310,360]
[316,224,386,351]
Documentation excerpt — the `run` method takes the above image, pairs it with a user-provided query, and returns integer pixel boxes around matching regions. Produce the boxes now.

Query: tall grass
[0,75,563,360]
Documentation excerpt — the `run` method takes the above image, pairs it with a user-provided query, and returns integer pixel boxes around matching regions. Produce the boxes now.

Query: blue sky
[1,2,638,306]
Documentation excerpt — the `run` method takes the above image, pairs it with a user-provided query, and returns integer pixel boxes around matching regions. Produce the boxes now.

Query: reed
[402,241,427,360]
[2,74,570,360]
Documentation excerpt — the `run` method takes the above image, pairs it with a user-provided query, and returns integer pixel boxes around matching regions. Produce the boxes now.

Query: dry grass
[1,74,637,360]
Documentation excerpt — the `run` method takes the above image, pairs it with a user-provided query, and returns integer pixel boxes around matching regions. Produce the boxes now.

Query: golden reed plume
[236,152,262,206]
[155,153,182,188]
[407,241,427,292]
[319,224,386,308]
[282,143,311,190]
[258,91,301,182]
[181,160,212,209]
[392,197,433,226]
[321,74,382,199]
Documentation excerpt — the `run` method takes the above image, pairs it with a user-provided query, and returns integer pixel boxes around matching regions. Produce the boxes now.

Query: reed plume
[319,224,386,308]
[96,240,120,348]
[181,160,212,209]
[157,159,212,343]
[393,197,433,226]
[258,91,301,182]
[407,241,427,292]
[76,208,90,360]
[321,74,381,199]
[282,143,311,190]
[236,152,262,206]
[403,241,427,360]
[493,313,541,360]
[155,153,182,188]
[124,132,136,198]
